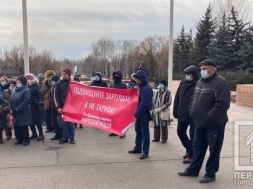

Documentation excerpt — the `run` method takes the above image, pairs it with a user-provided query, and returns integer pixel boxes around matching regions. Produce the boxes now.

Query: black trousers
[52,109,62,137]
[45,108,53,131]
[15,126,30,143]
[186,124,226,178]
[177,121,195,158]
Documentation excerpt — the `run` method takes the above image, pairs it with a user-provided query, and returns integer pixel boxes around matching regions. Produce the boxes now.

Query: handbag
[160,109,170,121]
[7,113,15,129]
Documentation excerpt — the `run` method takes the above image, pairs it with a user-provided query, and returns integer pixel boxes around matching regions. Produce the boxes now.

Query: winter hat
[9,80,16,86]
[0,76,9,83]
[199,59,217,68]
[159,80,167,87]
[16,75,27,85]
[93,72,102,79]
[37,73,45,80]
[45,70,56,78]
[62,69,71,77]
[51,75,60,82]
[24,73,36,80]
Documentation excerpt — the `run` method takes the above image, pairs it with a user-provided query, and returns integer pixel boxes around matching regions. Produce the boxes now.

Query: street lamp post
[168,0,174,91]
[22,0,29,74]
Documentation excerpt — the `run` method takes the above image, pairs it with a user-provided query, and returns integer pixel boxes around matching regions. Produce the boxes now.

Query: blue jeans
[134,120,150,154]
[62,121,75,140]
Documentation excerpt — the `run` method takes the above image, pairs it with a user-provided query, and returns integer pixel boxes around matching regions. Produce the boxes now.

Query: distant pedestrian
[128,70,153,160]
[178,59,230,183]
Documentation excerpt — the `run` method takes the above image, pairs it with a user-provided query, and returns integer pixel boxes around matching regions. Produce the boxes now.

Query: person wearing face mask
[0,76,10,93]
[90,72,108,87]
[173,65,199,164]
[178,59,230,184]
[1,80,16,141]
[37,73,45,89]
[10,75,33,146]
[108,70,127,138]
[55,69,76,144]
[152,80,172,144]
[25,73,44,141]
[42,70,56,133]
[128,70,153,160]
[50,75,63,140]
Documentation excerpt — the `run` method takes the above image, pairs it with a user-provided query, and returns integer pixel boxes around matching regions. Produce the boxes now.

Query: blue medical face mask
[185,74,193,81]
[92,75,100,81]
[16,83,23,88]
[51,81,56,86]
[1,81,7,86]
[200,70,209,79]
[158,84,165,89]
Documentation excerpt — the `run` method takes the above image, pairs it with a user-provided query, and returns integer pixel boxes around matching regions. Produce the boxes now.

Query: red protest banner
[62,82,139,135]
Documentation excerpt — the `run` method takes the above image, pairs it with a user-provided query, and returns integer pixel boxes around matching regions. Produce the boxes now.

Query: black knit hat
[159,80,167,86]
[16,75,27,85]
[9,80,16,86]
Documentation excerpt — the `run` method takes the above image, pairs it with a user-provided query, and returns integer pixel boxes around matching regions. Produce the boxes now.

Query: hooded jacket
[28,79,44,108]
[134,70,153,122]
[109,70,127,89]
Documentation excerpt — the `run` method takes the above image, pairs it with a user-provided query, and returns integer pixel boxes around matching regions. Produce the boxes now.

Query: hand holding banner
[62,82,138,135]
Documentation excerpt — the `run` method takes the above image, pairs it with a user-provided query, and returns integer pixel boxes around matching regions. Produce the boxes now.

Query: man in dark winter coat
[173,65,199,164]
[178,59,230,183]
[55,69,76,144]
[90,72,108,87]
[128,70,153,160]
[108,70,127,138]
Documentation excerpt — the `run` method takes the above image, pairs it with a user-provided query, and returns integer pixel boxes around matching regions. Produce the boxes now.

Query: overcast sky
[0,0,211,59]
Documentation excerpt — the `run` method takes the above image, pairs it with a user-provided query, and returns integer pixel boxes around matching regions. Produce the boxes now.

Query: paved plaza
[0,102,253,189]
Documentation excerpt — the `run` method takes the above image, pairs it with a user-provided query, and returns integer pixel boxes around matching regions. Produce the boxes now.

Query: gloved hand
[154,108,162,114]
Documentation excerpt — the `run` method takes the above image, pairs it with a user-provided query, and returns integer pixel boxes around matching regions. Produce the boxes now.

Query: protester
[108,70,127,138]
[152,80,172,143]
[173,65,199,164]
[25,73,44,141]
[73,76,83,129]
[90,72,108,87]
[37,73,45,88]
[178,59,230,183]
[128,70,153,160]
[127,73,137,89]
[10,75,32,146]
[55,69,76,144]
[2,81,16,140]
[50,75,62,140]
[0,76,10,93]
[42,70,56,133]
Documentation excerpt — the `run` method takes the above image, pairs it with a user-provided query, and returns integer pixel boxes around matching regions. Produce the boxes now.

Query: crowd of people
[0,58,231,184]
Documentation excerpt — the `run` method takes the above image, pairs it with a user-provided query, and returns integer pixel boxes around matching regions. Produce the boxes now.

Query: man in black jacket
[55,69,76,144]
[173,65,199,164]
[178,59,230,183]
[90,72,108,87]
[108,70,127,138]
